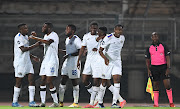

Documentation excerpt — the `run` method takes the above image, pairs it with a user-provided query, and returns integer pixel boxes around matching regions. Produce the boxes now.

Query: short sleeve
[145,47,150,59]
[81,34,87,46]
[163,44,170,56]
[74,37,82,49]
[101,35,110,48]
[16,36,25,48]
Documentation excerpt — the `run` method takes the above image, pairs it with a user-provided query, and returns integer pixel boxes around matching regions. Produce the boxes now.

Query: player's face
[98,29,104,37]
[42,24,49,34]
[65,26,73,37]
[90,25,98,35]
[151,34,159,43]
[114,26,123,37]
[20,25,28,35]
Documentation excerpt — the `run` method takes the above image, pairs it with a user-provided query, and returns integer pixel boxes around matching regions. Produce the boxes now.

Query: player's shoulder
[14,33,22,39]
[52,31,58,37]
[107,33,113,38]
[83,32,90,37]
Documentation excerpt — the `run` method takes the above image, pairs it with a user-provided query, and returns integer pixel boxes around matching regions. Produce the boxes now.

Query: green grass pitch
[0,106,180,109]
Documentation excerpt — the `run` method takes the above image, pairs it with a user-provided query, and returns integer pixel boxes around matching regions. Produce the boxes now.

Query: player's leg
[112,75,123,104]
[90,78,101,106]
[46,76,58,106]
[12,77,23,107]
[69,79,79,107]
[163,78,175,107]
[82,74,93,94]
[151,66,160,107]
[39,75,46,107]
[59,75,68,107]
[28,73,38,107]
[95,79,107,108]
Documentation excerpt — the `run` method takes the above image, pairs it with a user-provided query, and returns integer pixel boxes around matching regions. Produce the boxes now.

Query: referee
[145,32,175,107]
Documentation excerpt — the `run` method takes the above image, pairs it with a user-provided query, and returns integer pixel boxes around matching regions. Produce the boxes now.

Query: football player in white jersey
[12,24,40,107]
[98,25,126,108]
[77,22,102,108]
[58,24,81,107]
[29,23,59,107]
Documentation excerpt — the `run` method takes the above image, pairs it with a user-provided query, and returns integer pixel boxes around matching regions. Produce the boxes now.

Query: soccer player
[12,23,40,107]
[59,24,81,107]
[77,22,102,108]
[145,32,175,107]
[29,22,59,107]
[98,24,126,108]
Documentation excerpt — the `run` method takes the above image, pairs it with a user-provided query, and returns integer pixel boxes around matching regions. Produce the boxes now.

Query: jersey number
[72,70,77,75]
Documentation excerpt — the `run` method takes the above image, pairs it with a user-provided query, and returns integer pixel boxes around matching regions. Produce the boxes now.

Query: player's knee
[46,79,52,85]
[15,81,22,88]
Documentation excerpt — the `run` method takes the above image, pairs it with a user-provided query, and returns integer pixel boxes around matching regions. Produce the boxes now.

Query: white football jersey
[81,32,99,60]
[101,33,125,61]
[65,35,81,55]
[13,33,31,67]
[42,31,59,65]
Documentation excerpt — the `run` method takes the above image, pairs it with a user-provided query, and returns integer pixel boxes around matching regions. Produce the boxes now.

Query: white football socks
[13,86,21,103]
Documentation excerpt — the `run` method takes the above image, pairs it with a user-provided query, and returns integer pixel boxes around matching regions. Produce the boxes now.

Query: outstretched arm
[29,35,54,45]
[19,41,40,52]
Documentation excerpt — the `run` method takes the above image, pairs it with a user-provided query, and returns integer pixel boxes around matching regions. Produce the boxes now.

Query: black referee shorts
[151,64,170,81]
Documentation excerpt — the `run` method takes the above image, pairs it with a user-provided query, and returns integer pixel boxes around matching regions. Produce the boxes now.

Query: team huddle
[12,22,175,108]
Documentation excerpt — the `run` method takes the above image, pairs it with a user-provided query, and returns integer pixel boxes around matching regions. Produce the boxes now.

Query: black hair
[115,24,123,29]
[18,23,26,29]
[90,21,98,27]
[99,26,107,35]
[44,22,53,29]
[67,24,76,33]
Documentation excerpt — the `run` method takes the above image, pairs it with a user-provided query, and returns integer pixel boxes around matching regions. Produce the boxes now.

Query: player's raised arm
[29,35,54,45]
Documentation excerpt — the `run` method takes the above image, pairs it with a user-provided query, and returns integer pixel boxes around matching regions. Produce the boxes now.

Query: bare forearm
[31,36,51,45]
[20,42,39,52]
[166,56,171,68]
[77,47,85,60]
[145,59,150,70]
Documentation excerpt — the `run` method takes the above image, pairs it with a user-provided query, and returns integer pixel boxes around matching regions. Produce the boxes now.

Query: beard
[43,29,48,34]
[66,32,72,37]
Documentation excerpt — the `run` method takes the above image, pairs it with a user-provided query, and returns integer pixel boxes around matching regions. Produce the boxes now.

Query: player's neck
[47,31,52,36]
[20,32,26,36]
[68,34,74,39]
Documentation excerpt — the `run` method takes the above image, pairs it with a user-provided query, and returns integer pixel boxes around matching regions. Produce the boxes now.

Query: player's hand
[63,54,69,60]
[104,58,109,65]
[32,56,40,62]
[165,68,170,77]
[148,69,152,77]
[31,31,37,36]
[92,48,98,51]
[77,60,80,69]
[29,35,36,40]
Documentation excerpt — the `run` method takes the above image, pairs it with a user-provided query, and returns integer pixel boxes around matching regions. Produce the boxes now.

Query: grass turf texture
[0,106,179,109]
